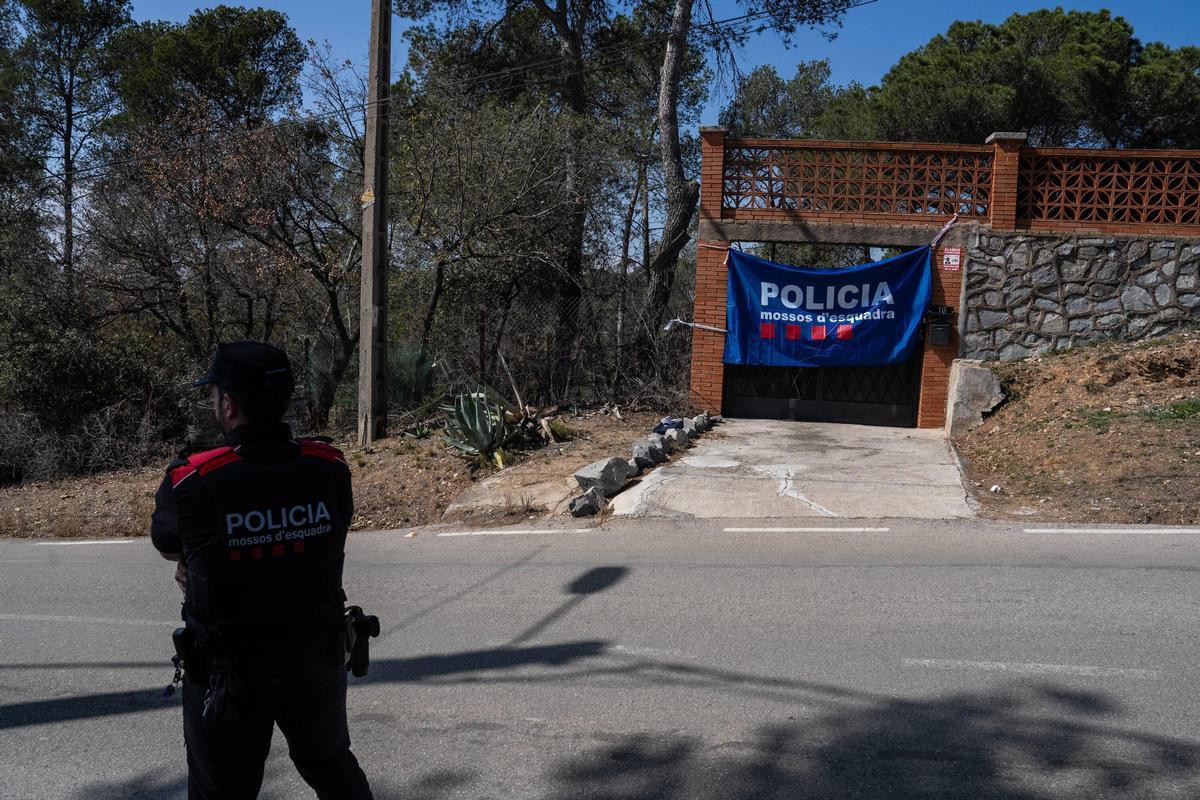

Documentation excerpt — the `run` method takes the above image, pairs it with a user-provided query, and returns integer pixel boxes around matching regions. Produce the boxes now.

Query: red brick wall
[688,240,728,413]
[690,127,730,414]
[691,129,1200,429]
[687,240,962,428]
[916,246,963,428]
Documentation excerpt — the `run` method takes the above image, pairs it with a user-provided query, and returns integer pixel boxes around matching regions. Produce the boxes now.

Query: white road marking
[1023,528,1200,535]
[903,658,1161,679]
[724,527,890,533]
[31,539,137,546]
[0,613,170,627]
[436,528,593,537]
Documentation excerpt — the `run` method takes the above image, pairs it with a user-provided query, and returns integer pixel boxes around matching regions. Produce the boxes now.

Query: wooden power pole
[358,0,391,445]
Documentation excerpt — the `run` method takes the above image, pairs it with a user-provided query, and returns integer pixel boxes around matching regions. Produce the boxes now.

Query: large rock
[691,414,709,432]
[664,428,687,451]
[574,457,630,497]
[682,418,698,438]
[625,458,643,478]
[946,360,1004,436]
[632,439,662,468]
[568,487,604,517]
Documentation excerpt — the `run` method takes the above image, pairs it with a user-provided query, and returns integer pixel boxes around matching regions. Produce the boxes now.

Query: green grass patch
[1142,400,1200,421]
[1083,409,1118,430]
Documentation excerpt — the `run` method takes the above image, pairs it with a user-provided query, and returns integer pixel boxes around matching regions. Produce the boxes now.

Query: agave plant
[441,391,515,469]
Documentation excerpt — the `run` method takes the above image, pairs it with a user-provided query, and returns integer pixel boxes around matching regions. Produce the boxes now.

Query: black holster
[342,606,380,677]
[172,626,211,687]
[173,627,250,724]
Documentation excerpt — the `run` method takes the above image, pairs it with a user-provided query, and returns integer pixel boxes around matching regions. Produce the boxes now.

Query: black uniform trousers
[182,649,373,800]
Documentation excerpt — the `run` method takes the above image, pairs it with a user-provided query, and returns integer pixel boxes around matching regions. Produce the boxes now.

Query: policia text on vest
[150,341,377,800]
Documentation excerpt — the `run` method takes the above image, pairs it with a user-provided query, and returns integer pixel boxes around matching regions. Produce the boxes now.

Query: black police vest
[169,435,351,632]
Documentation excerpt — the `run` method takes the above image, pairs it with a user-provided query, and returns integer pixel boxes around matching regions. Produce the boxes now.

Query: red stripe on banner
[784,324,802,340]
[229,549,242,561]
[272,544,285,557]
[811,325,826,341]
[837,324,853,340]
[293,541,305,554]
[250,547,263,560]
[759,322,775,339]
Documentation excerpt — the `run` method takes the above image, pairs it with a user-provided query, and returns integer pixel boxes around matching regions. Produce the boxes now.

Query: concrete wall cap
[985,131,1028,144]
[699,125,728,133]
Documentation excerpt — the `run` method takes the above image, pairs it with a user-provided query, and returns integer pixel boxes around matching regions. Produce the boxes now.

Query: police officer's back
[151,342,374,800]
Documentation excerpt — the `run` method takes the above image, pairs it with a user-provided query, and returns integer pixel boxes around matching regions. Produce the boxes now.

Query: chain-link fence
[314,266,696,432]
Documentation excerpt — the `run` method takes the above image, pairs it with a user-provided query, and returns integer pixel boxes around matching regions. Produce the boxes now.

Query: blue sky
[133,1,1200,123]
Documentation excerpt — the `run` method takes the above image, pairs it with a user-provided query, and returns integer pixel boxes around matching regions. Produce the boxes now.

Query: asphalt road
[2,518,1199,799]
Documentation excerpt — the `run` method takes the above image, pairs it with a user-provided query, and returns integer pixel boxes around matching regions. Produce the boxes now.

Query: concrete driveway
[611,419,974,519]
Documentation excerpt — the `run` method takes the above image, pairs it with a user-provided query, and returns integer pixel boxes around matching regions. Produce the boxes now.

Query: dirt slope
[0,409,657,537]
[956,329,1200,524]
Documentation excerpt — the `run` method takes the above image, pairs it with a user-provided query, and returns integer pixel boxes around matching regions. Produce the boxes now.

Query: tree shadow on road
[542,682,1199,800]
[0,640,612,730]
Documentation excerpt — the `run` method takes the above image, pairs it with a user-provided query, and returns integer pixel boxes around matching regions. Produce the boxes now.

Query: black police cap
[194,342,295,398]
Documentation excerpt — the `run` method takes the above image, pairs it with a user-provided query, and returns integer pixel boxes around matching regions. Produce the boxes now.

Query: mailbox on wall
[927,305,955,346]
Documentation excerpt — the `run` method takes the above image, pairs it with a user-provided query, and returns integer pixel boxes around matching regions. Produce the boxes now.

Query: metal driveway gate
[721,344,923,427]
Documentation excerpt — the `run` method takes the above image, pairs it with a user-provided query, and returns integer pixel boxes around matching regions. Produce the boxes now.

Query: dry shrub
[0,404,175,484]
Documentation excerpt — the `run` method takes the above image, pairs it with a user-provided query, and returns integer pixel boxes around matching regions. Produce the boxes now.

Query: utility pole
[358,0,391,445]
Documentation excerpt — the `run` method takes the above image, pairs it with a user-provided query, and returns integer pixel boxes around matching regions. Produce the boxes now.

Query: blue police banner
[724,246,931,367]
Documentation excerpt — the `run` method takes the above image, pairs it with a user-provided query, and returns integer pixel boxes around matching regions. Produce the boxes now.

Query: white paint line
[1023,528,1200,535]
[0,613,170,628]
[724,527,891,533]
[31,539,137,546]
[903,658,1161,680]
[436,528,592,538]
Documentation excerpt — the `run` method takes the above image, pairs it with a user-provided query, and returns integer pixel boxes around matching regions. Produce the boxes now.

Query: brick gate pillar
[986,131,1027,230]
[691,126,728,412]
[916,242,963,428]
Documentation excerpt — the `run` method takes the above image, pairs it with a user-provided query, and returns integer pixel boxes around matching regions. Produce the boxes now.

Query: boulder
[632,440,660,468]
[568,487,604,517]
[574,457,630,497]
[664,428,687,451]
[626,458,643,478]
[682,418,698,438]
[946,360,1004,436]
[643,437,668,464]
[692,414,709,432]
[710,414,723,425]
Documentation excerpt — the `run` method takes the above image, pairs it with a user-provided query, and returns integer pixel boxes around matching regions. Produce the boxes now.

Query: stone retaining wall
[962,232,1200,361]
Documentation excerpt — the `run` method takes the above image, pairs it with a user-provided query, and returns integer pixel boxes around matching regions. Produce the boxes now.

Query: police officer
[151,342,374,800]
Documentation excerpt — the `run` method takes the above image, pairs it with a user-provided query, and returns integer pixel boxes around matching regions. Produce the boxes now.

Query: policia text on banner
[724,246,931,369]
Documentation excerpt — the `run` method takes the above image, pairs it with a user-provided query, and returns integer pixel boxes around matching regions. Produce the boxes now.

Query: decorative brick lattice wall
[691,128,1200,429]
[1018,149,1200,233]
[722,141,992,219]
